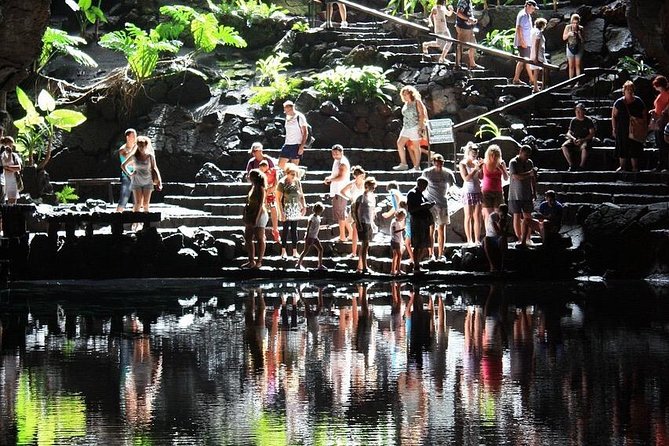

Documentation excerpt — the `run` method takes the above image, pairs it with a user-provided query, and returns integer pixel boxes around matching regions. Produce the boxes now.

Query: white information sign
[428,118,454,144]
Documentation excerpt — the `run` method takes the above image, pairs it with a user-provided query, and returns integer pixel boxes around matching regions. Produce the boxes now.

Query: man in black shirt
[561,103,595,171]
[407,177,435,273]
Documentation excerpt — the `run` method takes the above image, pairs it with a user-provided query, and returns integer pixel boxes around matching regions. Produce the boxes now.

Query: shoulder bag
[625,101,647,143]
[13,154,24,192]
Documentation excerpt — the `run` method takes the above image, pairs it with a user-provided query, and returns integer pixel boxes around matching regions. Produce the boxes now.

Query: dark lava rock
[195,162,230,183]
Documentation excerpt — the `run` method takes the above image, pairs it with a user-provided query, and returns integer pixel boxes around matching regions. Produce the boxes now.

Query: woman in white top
[422,0,455,63]
[1,136,23,204]
[340,165,366,257]
[458,142,483,245]
[530,18,547,93]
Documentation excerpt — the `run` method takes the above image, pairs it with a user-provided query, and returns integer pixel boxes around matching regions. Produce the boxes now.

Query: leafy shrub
[616,56,656,76]
[156,5,246,52]
[312,66,397,104]
[212,0,288,25]
[249,77,303,107]
[387,0,434,17]
[14,88,87,168]
[480,28,516,53]
[56,185,80,204]
[475,117,502,139]
[291,21,310,32]
[255,52,291,85]
[38,27,98,73]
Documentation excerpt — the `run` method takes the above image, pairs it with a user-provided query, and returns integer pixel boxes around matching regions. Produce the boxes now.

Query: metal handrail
[323,0,560,71]
[452,67,613,132]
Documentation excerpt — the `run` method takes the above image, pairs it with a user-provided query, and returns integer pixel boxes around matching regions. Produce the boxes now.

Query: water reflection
[1,281,668,445]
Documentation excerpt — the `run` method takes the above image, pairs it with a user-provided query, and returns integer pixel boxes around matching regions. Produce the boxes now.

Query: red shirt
[654,90,669,116]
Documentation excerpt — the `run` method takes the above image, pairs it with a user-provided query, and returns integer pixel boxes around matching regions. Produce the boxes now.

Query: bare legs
[463,203,482,244]
[244,225,266,268]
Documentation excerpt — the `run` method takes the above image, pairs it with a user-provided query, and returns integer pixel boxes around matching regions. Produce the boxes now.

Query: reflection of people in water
[481,283,505,394]
[244,287,267,374]
[405,285,434,368]
[298,284,323,347]
[510,305,534,384]
[430,294,449,393]
[353,282,373,359]
[120,327,163,427]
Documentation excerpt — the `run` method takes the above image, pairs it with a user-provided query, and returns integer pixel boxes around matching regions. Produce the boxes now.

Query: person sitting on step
[518,189,563,248]
[561,103,595,171]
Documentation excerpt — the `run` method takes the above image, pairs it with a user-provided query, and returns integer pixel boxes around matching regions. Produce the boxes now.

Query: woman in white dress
[1,136,23,204]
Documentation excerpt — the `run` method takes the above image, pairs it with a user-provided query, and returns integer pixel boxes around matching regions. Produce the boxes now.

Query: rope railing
[322,0,560,72]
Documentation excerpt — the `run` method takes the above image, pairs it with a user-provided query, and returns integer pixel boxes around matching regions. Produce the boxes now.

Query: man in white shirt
[324,144,351,242]
[423,153,456,260]
[278,100,308,169]
[512,0,539,86]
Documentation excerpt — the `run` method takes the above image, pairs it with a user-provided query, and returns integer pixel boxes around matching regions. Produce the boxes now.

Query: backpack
[297,114,316,148]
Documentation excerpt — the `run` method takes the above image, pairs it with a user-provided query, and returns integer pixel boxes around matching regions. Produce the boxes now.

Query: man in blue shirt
[519,189,563,247]
[512,0,539,85]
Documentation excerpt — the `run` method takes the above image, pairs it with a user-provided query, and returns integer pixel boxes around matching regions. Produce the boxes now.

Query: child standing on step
[296,202,326,270]
[530,17,547,93]
[390,209,407,276]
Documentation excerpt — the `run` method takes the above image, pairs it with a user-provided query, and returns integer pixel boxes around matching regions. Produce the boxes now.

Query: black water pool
[1,279,668,445]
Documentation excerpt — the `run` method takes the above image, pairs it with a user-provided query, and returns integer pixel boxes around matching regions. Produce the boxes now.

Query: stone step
[534,147,659,171]
[341,37,416,47]
[377,44,421,53]
[494,84,533,98]
[382,52,426,65]
[556,191,669,205]
[467,77,509,91]
[530,116,612,128]
[537,169,669,183]
[540,107,612,118]
[190,179,419,197]
[536,181,669,195]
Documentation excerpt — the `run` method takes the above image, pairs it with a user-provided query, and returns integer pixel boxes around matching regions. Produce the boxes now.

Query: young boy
[483,203,510,272]
[296,202,326,270]
[390,209,407,276]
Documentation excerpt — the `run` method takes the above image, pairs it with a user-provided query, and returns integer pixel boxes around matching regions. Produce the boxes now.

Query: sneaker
[392,163,409,171]
[340,21,348,28]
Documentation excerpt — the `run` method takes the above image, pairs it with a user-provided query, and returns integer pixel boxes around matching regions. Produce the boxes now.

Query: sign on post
[428,118,454,144]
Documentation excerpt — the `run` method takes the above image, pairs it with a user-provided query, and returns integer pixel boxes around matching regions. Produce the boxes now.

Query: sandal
[241,261,256,269]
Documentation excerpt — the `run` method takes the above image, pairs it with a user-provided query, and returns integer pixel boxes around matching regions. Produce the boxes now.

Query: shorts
[562,140,592,151]
[435,33,451,50]
[482,191,504,209]
[566,44,583,60]
[508,200,533,214]
[332,195,347,221]
[517,46,531,58]
[391,241,402,251]
[456,27,476,44]
[462,192,483,206]
[358,223,374,242]
[430,205,450,225]
[279,144,302,160]
[399,126,420,141]
[266,193,276,206]
[256,209,269,228]
[410,217,432,249]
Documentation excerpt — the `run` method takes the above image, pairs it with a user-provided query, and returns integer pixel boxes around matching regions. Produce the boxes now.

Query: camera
[0,145,9,151]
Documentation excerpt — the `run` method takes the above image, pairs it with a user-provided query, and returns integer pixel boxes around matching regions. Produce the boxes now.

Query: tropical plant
[99,23,183,81]
[249,76,303,107]
[155,5,247,52]
[291,21,310,32]
[387,0,435,17]
[37,27,98,73]
[312,66,397,104]
[480,28,516,53]
[616,56,656,76]
[210,0,288,26]
[13,87,87,169]
[55,185,80,203]
[475,116,502,139]
[255,52,291,85]
[65,0,108,38]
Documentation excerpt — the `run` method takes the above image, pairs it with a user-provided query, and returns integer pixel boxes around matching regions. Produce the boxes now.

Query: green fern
[312,65,396,104]
[291,22,310,32]
[616,56,656,76]
[38,27,98,73]
[255,52,291,85]
[249,76,303,107]
[480,28,516,53]
[55,185,80,204]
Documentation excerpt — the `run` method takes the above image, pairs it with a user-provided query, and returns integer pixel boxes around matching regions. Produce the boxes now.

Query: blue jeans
[118,174,132,208]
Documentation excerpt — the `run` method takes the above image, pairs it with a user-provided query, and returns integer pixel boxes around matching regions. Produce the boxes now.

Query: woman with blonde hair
[242,169,268,268]
[122,136,162,215]
[0,136,22,204]
[612,81,647,172]
[394,85,428,171]
[459,142,483,245]
[480,145,508,223]
[563,13,584,79]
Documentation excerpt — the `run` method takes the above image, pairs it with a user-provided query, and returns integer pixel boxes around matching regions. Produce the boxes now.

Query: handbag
[12,154,24,192]
[625,102,647,143]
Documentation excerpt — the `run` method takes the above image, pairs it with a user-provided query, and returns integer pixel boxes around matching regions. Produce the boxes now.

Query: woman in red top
[651,75,669,170]
[481,144,509,223]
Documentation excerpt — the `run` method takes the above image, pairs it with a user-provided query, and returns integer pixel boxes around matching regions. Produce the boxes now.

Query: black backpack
[297,114,316,148]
